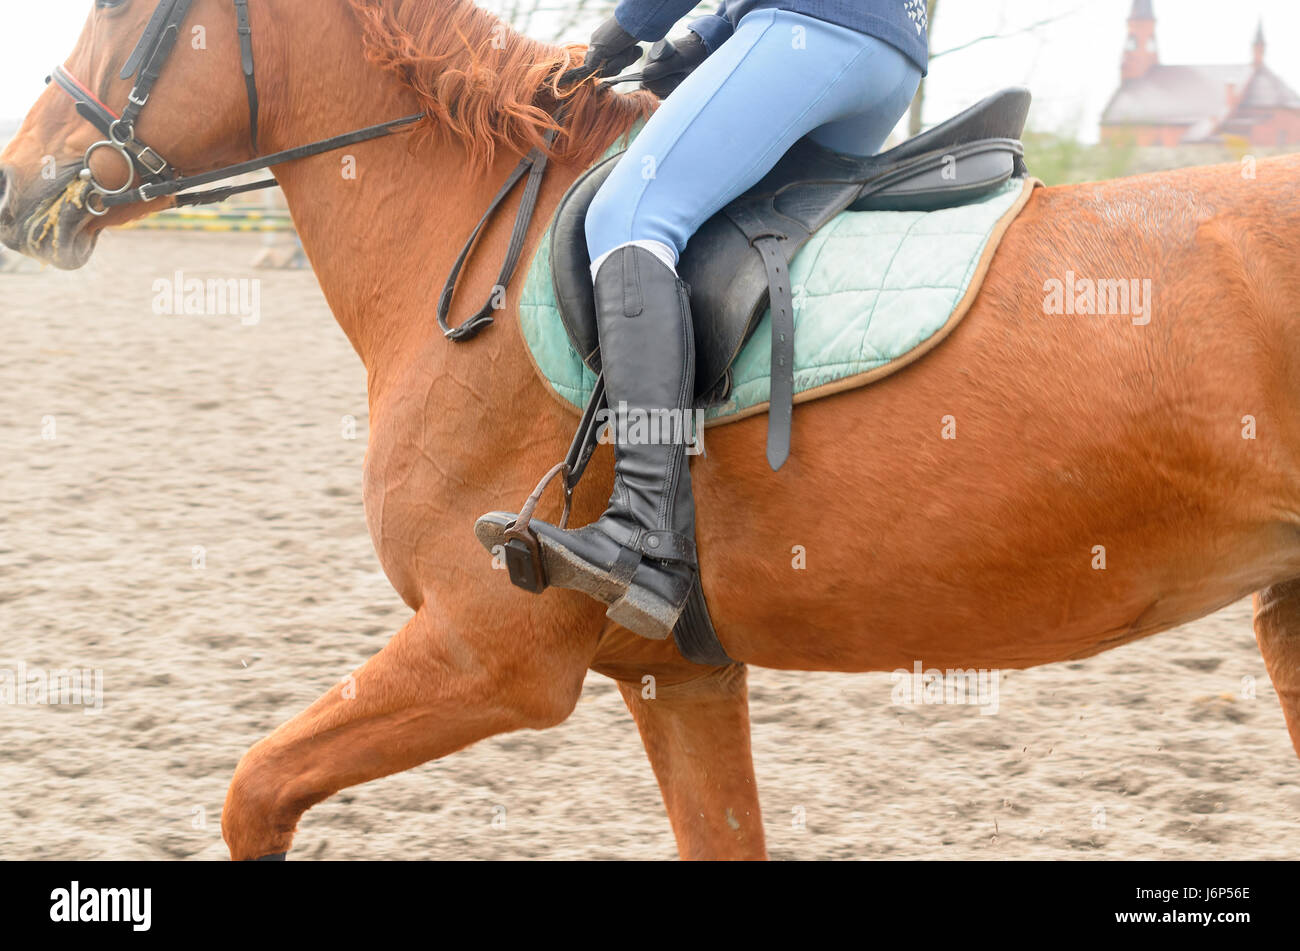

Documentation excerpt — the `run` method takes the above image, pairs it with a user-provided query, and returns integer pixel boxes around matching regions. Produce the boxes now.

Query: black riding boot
[476,245,698,640]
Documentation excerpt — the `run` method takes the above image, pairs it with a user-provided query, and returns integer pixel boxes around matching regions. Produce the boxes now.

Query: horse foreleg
[222,605,593,860]
[1254,581,1300,758]
[615,661,767,860]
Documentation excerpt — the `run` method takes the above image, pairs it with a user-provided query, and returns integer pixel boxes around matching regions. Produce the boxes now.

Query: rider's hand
[640,32,710,98]
[584,17,643,79]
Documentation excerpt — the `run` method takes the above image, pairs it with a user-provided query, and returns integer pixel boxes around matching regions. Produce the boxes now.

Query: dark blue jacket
[614,0,929,75]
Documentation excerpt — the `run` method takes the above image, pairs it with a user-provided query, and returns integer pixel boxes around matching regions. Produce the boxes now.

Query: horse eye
[96,0,128,9]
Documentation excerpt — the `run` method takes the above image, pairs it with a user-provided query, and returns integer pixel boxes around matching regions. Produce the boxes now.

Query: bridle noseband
[48,0,422,216]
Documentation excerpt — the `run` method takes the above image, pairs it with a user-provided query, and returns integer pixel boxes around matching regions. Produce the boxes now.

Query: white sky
[3,0,1297,144]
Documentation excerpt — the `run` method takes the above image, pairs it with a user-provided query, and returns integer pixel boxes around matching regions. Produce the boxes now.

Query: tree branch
[932,4,1088,60]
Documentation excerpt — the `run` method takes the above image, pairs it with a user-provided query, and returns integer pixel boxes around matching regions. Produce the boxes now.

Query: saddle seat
[550,87,1032,425]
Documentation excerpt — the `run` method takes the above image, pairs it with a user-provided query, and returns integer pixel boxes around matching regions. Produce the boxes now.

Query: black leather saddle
[551,87,1031,469]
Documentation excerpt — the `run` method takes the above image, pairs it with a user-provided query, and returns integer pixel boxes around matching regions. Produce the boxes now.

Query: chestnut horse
[3,0,1300,861]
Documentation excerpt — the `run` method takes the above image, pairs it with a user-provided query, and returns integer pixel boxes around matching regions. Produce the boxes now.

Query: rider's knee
[584,181,634,260]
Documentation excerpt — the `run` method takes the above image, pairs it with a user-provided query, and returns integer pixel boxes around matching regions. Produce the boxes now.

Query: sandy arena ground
[1,230,1297,860]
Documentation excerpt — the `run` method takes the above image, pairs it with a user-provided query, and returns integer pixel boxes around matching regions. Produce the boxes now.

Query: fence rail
[122,207,295,233]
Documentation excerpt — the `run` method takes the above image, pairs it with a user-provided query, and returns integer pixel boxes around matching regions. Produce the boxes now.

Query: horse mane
[345,0,656,175]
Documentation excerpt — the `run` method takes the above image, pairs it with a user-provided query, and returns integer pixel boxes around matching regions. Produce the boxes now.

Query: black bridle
[46,0,643,348]
[48,0,424,215]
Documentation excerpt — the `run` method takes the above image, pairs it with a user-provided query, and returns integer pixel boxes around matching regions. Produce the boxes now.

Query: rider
[487,1,928,640]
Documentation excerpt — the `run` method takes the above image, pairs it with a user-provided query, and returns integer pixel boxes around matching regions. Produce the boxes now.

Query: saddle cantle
[550,87,1032,467]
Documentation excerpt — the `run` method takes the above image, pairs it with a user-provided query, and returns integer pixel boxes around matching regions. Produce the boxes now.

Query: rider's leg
[585,8,922,268]
[804,82,921,158]
[478,10,920,640]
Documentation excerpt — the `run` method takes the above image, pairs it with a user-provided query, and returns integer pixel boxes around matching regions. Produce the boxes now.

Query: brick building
[1100,0,1300,148]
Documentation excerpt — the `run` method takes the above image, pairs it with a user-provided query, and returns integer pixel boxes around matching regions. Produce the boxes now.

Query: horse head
[0,0,260,269]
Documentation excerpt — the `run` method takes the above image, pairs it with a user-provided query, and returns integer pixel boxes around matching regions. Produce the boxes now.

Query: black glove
[584,17,643,79]
[640,32,711,98]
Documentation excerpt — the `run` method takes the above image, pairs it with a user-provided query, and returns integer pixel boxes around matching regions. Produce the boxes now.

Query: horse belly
[700,458,1294,672]
[691,301,1300,671]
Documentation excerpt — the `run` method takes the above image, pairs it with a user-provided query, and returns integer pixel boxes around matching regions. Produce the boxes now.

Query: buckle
[135,146,168,177]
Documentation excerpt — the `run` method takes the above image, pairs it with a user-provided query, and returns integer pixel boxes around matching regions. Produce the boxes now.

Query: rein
[436,125,560,341]
[435,69,638,341]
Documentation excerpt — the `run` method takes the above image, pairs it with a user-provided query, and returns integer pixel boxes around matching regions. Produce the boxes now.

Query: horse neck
[253,1,616,395]
[272,131,532,387]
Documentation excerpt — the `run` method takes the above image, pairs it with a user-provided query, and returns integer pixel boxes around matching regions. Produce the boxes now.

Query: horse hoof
[253,852,287,861]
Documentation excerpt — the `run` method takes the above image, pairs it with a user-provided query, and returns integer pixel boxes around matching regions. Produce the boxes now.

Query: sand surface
[1,231,1297,860]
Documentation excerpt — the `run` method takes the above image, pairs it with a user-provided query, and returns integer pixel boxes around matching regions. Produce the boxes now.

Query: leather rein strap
[437,126,560,341]
[123,112,426,206]
[436,71,636,341]
[233,0,259,150]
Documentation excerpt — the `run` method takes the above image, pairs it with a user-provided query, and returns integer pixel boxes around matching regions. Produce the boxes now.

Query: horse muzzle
[0,164,99,270]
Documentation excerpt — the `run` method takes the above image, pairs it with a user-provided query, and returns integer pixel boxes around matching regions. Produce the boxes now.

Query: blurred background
[3,0,1296,270]
[6,0,1300,187]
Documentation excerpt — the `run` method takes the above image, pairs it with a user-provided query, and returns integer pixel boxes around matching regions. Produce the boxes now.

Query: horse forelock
[344,0,655,176]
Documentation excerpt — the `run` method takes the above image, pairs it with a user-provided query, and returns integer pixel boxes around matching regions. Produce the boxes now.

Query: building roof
[1101,64,1253,126]
[1218,66,1300,137]
[1236,64,1300,110]
[1104,7,1300,144]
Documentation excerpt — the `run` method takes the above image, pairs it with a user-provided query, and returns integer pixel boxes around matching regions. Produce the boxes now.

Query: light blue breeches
[584,7,923,276]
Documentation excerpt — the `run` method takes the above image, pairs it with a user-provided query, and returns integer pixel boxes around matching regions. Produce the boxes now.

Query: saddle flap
[551,154,619,377]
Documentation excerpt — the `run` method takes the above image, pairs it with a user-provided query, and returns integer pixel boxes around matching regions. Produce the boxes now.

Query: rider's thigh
[584,8,923,263]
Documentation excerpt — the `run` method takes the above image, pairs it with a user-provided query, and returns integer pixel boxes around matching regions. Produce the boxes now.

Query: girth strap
[673,579,734,666]
[755,235,794,472]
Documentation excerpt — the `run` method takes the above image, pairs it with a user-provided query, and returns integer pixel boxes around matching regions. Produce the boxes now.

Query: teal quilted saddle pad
[518,130,1036,424]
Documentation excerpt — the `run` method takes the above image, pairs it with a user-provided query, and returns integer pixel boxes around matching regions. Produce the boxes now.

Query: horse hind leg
[1253,581,1300,758]
[611,656,767,859]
